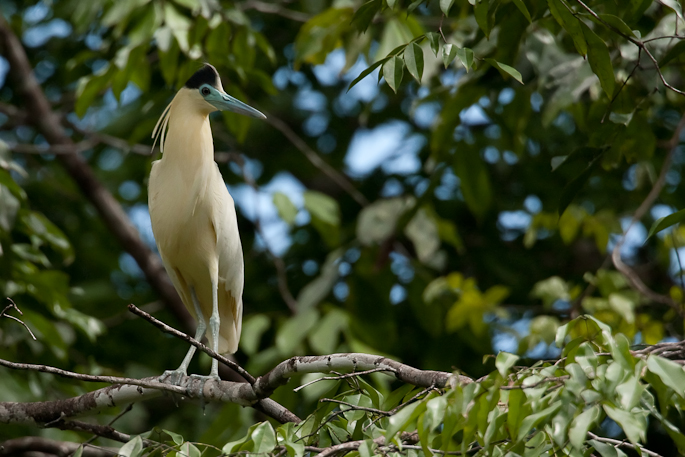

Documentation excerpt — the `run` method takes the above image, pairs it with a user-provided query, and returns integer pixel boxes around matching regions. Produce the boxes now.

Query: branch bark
[0,437,116,457]
[0,351,468,426]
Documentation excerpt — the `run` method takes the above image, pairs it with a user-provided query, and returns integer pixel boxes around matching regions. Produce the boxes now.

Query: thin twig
[588,432,663,457]
[294,367,394,392]
[319,398,391,416]
[266,114,368,206]
[226,153,298,313]
[1,298,36,340]
[127,304,256,384]
[572,0,685,96]
[0,357,187,394]
[611,112,685,313]
[240,0,310,22]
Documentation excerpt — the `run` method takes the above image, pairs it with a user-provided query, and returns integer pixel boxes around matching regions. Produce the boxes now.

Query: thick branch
[252,353,471,398]
[0,16,192,333]
[0,437,116,457]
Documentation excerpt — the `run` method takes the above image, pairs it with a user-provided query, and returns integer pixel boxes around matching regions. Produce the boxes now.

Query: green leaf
[176,442,201,457]
[603,405,646,444]
[474,0,491,38]
[252,422,277,454]
[383,55,405,93]
[454,150,492,220]
[240,314,271,356]
[273,192,299,225]
[485,59,523,84]
[569,405,600,449]
[661,0,684,19]
[596,14,637,38]
[357,197,414,245]
[348,58,388,91]
[581,22,615,98]
[426,32,440,56]
[119,436,143,457]
[275,308,319,355]
[358,440,377,457]
[351,0,382,33]
[511,0,532,22]
[404,208,440,264]
[547,0,587,56]
[440,0,455,15]
[495,352,519,377]
[558,153,603,216]
[304,190,341,245]
[455,47,474,71]
[308,309,348,354]
[296,249,342,311]
[385,401,425,439]
[661,40,685,66]
[590,440,628,457]
[442,44,457,68]
[404,42,424,83]
[517,402,561,441]
[647,355,685,396]
[162,429,185,445]
[647,209,685,238]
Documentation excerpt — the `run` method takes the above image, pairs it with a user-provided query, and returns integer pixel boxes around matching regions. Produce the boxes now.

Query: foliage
[109,316,685,456]
[1,0,685,454]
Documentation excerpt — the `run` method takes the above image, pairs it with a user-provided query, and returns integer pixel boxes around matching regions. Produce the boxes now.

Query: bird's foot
[188,374,221,408]
[158,369,187,386]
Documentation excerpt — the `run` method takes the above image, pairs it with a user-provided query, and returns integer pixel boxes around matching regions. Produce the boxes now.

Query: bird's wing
[210,166,245,354]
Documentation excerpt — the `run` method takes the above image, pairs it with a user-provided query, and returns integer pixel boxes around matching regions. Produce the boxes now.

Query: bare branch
[588,432,663,457]
[611,112,685,312]
[294,367,394,392]
[127,304,255,383]
[127,304,302,424]
[240,0,310,22]
[1,299,36,340]
[0,437,117,457]
[253,353,471,399]
[266,114,369,207]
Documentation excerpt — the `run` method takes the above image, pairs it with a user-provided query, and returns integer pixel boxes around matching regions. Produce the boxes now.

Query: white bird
[148,64,265,382]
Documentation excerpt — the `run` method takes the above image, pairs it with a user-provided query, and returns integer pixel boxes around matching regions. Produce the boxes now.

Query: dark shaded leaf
[351,0,382,33]
[581,22,615,98]
[547,0,587,56]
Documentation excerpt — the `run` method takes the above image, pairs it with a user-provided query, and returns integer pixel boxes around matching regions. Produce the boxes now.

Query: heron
[148,64,265,383]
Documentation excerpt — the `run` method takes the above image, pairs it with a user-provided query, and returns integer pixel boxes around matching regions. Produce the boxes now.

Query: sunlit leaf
[647,209,685,238]
[383,55,405,93]
[404,42,424,83]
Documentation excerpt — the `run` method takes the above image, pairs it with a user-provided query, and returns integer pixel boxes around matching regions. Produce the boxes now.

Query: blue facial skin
[199,83,266,119]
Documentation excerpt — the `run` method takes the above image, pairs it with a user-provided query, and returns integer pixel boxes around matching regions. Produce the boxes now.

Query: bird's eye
[201,87,211,96]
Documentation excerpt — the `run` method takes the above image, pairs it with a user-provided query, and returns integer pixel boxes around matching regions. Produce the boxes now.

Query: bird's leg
[160,287,206,385]
[188,279,220,402]
[207,278,220,379]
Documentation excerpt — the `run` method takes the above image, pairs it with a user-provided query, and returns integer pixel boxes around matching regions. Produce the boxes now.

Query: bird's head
[182,64,266,119]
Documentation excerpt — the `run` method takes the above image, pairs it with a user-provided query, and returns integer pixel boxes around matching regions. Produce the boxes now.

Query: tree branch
[0,437,117,457]
[0,16,193,334]
[265,114,369,207]
[611,112,685,312]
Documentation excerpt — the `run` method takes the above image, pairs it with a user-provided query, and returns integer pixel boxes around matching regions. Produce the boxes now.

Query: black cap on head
[184,64,220,89]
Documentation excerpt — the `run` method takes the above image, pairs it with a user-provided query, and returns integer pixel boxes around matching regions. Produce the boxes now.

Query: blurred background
[1,0,684,446]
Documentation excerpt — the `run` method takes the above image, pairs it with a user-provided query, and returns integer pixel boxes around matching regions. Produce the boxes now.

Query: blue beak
[207,89,266,119]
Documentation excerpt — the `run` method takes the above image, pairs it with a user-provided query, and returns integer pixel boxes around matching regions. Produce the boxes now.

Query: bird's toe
[159,369,186,385]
